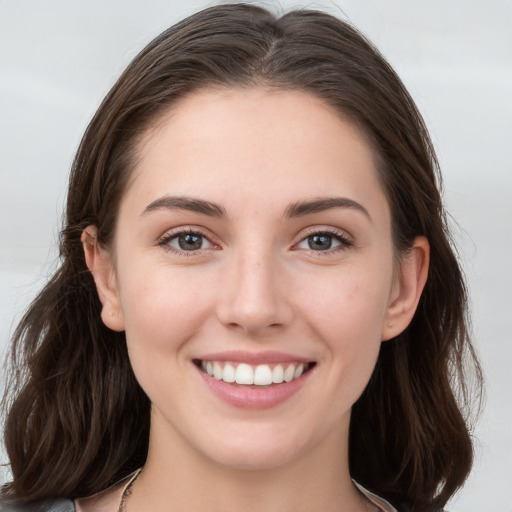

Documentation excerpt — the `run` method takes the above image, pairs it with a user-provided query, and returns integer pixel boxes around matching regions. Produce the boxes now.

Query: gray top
[0,499,74,512]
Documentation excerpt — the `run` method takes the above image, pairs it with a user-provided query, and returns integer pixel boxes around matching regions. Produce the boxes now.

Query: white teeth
[213,362,223,380]
[223,363,236,383]
[200,360,310,385]
[272,364,284,384]
[294,363,305,379]
[235,363,254,385]
[283,364,295,383]
[254,364,273,385]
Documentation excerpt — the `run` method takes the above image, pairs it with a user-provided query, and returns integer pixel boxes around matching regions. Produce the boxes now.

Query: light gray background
[0,1,510,510]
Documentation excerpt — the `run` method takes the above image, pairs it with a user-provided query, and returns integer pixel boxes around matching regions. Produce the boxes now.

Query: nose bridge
[218,239,291,333]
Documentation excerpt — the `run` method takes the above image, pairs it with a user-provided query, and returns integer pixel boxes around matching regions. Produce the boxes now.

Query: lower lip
[195,364,312,410]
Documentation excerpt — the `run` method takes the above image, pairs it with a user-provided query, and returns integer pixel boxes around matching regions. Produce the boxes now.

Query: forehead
[124,87,389,221]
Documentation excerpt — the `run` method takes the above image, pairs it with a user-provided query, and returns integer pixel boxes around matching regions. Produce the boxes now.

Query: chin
[195,422,323,472]
[206,443,299,471]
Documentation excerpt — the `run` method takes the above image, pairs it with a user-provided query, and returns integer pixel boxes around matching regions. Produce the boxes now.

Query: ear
[381,236,430,341]
[81,226,125,332]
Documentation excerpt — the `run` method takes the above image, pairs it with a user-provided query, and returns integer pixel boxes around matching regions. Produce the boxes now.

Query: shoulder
[0,498,74,512]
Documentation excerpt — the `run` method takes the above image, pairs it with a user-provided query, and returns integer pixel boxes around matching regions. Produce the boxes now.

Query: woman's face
[91,88,425,471]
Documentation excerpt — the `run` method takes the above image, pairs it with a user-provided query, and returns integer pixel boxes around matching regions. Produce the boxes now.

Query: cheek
[296,267,391,397]
[117,267,216,403]
[300,266,392,341]
[118,265,215,352]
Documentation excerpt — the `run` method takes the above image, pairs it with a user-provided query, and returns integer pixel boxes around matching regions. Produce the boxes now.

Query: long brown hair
[2,4,482,510]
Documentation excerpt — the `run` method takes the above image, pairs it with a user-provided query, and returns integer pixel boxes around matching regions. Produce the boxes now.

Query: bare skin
[80,88,428,512]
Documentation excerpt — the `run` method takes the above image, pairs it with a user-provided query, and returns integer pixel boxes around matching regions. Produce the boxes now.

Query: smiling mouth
[193,360,316,386]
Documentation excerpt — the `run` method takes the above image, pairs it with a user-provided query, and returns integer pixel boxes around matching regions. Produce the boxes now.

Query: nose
[216,248,294,335]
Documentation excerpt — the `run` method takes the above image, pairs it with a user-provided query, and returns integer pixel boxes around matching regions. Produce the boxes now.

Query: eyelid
[299,225,353,240]
[293,226,354,253]
[156,225,353,256]
[158,226,221,255]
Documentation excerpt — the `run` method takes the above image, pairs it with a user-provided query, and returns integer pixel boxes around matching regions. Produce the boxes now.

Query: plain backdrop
[0,1,511,510]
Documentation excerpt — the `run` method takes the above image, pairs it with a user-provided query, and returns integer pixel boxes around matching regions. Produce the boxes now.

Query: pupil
[178,234,202,250]
[309,234,332,250]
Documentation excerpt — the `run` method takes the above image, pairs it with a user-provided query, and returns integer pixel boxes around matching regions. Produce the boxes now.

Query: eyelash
[158,228,217,257]
[157,227,353,256]
[296,228,353,255]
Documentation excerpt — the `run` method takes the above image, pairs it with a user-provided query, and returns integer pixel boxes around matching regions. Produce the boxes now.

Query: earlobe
[381,236,430,341]
[81,226,125,332]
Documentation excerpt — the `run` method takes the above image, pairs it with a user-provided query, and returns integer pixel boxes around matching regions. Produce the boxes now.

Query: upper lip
[196,350,314,365]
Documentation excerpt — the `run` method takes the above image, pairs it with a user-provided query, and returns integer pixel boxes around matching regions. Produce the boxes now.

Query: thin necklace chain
[117,468,380,512]
[117,468,143,512]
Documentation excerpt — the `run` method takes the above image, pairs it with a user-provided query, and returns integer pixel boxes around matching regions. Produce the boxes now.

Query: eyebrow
[141,195,370,221]
[284,197,371,221]
[141,195,227,217]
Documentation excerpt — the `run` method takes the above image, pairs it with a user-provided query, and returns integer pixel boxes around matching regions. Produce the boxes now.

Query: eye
[295,230,352,252]
[161,230,214,252]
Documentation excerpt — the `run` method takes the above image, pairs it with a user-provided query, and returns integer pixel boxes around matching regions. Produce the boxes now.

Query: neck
[128,415,368,512]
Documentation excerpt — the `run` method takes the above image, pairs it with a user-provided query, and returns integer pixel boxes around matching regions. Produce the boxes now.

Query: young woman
[1,3,482,512]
